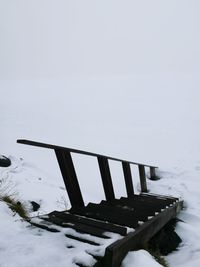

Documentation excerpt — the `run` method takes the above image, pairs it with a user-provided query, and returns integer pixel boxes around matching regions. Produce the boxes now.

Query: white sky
[0,0,200,79]
[1,1,200,169]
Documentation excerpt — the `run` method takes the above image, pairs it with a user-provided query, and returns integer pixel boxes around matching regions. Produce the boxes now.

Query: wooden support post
[122,162,134,197]
[55,149,84,208]
[97,156,115,201]
[138,165,148,193]
[150,167,158,180]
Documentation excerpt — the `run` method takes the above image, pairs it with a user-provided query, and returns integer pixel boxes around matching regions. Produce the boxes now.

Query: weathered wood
[55,149,84,208]
[100,199,166,214]
[122,161,134,197]
[30,218,100,246]
[137,195,176,206]
[150,167,157,180]
[71,203,147,228]
[138,165,148,192]
[122,195,176,206]
[29,220,59,233]
[17,138,183,267]
[51,211,127,236]
[64,234,100,246]
[97,157,115,201]
[141,192,179,201]
[42,216,109,238]
[104,201,183,267]
[17,139,158,168]
[29,198,183,267]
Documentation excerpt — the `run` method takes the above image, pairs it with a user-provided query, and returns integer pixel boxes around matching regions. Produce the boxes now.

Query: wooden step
[41,215,110,239]
[50,211,127,236]
[71,203,148,228]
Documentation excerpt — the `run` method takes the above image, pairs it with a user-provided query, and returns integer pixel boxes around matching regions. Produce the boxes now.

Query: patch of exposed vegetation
[0,194,29,219]
[0,177,29,219]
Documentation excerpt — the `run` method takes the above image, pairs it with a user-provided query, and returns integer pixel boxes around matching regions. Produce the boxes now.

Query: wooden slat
[119,199,171,211]
[97,156,115,201]
[42,216,109,238]
[51,211,127,236]
[122,161,134,197]
[55,149,84,208]
[100,199,164,213]
[140,192,179,201]
[30,219,100,246]
[29,220,59,233]
[121,195,175,206]
[97,201,161,219]
[71,203,148,228]
[137,194,177,204]
[64,234,100,246]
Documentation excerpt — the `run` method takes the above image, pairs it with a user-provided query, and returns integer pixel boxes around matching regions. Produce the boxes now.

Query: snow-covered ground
[1,81,200,267]
[1,1,200,266]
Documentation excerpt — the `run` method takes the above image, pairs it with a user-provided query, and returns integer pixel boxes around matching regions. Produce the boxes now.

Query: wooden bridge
[17,139,183,267]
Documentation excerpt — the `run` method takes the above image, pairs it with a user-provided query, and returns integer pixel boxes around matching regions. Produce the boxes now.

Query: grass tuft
[0,177,29,219]
[0,194,29,219]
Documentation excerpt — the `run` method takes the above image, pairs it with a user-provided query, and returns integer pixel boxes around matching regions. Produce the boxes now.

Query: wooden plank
[122,162,134,197]
[136,194,177,205]
[100,199,166,214]
[140,192,179,201]
[51,211,127,236]
[55,149,84,208]
[138,165,148,192]
[17,139,158,168]
[71,203,148,228]
[121,195,175,206]
[97,156,115,201]
[29,220,59,233]
[98,201,163,219]
[30,219,100,246]
[42,216,109,238]
[70,207,138,228]
[104,201,183,267]
[64,234,100,246]
[103,195,174,206]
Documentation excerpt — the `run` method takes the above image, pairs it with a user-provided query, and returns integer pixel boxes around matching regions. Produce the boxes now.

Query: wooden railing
[17,139,158,208]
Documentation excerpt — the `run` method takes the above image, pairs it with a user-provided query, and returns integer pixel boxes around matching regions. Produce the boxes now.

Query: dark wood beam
[122,161,134,197]
[97,156,115,201]
[55,149,84,208]
[138,165,148,193]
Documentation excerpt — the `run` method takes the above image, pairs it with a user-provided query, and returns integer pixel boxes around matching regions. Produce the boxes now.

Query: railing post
[150,167,158,180]
[55,149,84,208]
[97,156,115,201]
[122,162,134,197]
[138,165,148,193]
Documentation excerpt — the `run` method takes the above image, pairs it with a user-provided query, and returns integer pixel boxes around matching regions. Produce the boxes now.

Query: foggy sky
[1,0,200,80]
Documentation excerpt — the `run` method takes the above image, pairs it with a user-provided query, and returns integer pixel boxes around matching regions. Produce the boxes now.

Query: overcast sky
[0,0,200,80]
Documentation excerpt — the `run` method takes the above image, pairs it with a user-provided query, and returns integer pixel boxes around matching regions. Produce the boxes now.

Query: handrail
[17,139,158,208]
[17,139,157,169]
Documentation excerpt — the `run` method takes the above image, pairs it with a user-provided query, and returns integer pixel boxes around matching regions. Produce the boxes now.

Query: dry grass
[0,177,29,219]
